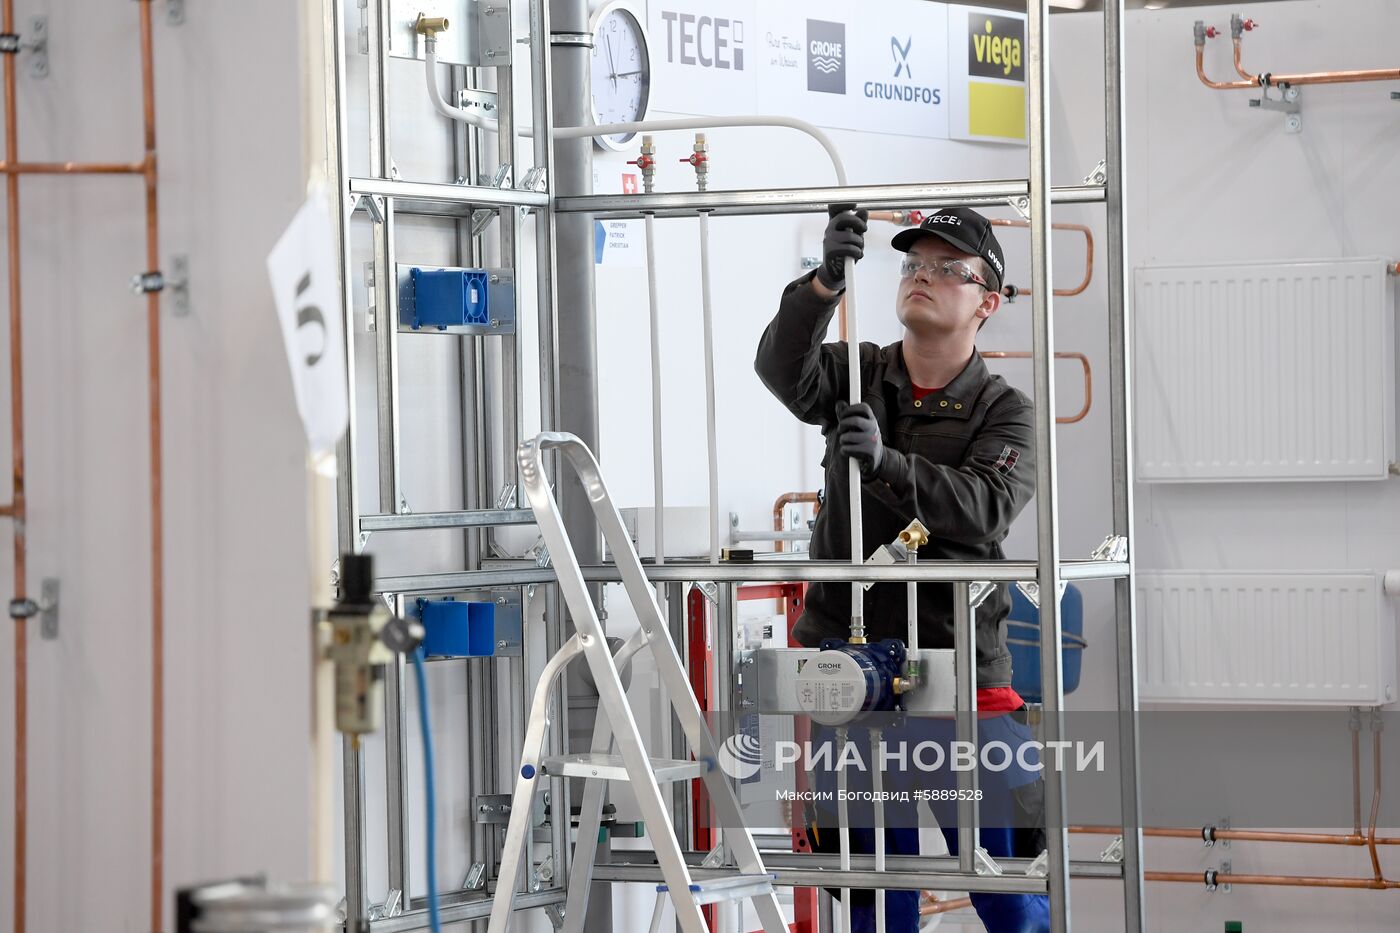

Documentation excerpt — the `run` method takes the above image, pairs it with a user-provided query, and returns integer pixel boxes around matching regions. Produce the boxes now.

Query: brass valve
[898,518,930,550]
[414,13,450,37]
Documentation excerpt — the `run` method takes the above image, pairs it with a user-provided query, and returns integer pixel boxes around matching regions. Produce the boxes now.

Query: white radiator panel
[1137,571,1396,706]
[1134,259,1395,481]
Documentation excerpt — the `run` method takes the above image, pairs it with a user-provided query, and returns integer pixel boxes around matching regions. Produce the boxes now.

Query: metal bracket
[517,166,548,216]
[356,0,369,54]
[1249,84,1302,133]
[1083,158,1107,186]
[544,904,566,930]
[367,889,403,920]
[1217,860,1232,893]
[462,862,487,891]
[700,844,727,869]
[130,257,189,314]
[167,0,186,27]
[972,847,1004,877]
[495,484,518,510]
[1099,835,1124,863]
[39,577,58,639]
[1090,534,1128,562]
[968,580,996,610]
[458,87,501,116]
[1025,850,1050,877]
[530,854,555,892]
[1008,196,1031,221]
[352,193,386,225]
[398,496,411,516]
[27,17,46,78]
[363,261,377,331]
[532,539,551,569]
[696,580,719,606]
[1,18,49,79]
[1014,580,1068,610]
[476,794,514,824]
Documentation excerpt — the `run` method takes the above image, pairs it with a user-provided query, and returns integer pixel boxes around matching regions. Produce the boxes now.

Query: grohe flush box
[397,264,517,335]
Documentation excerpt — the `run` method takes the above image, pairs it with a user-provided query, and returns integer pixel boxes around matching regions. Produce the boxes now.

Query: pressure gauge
[589,1,651,151]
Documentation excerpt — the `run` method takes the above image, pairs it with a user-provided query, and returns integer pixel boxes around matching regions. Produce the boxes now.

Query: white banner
[646,0,1025,145]
[266,184,350,457]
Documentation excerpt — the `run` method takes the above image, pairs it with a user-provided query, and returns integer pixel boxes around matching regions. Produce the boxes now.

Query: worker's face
[894,238,1001,339]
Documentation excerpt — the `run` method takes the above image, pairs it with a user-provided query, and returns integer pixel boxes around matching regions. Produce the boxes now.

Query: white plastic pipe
[845,255,864,642]
[644,212,666,596]
[699,211,720,564]
[837,730,853,933]
[422,48,851,185]
[871,729,887,933]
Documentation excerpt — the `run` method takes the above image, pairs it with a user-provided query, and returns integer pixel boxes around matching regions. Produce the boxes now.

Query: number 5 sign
[266,183,349,456]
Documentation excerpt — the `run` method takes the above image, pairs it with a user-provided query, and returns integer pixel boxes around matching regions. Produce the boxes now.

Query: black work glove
[815,204,868,293]
[836,401,888,482]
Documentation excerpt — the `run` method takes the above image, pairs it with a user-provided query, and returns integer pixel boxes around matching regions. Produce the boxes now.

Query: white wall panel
[1137,571,1396,706]
[1134,258,1394,482]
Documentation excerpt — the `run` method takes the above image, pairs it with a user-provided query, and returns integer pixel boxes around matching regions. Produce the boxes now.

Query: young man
[754,206,1048,932]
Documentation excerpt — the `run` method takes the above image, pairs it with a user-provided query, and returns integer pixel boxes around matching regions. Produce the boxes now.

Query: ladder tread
[539,753,714,783]
[656,873,777,905]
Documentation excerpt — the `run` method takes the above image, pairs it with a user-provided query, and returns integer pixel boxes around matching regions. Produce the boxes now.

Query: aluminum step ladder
[486,432,787,933]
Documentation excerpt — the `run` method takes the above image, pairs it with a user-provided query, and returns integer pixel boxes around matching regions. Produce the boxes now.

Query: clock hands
[605,35,619,92]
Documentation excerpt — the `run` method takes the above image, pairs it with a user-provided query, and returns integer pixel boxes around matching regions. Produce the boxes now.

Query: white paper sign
[266,184,349,456]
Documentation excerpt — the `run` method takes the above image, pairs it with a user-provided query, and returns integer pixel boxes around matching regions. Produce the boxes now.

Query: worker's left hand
[836,401,885,480]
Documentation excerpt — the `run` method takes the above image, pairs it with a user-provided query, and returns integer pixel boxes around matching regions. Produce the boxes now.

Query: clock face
[590,5,651,151]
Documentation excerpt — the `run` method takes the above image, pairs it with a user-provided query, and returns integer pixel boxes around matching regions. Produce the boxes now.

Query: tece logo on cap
[806,19,845,94]
[660,10,745,71]
[969,15,1024,81]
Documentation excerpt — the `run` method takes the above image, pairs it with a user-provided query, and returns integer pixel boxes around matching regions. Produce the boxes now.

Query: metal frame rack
[322,1,1145,931]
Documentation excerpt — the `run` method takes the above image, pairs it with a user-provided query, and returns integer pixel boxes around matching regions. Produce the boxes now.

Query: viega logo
[659,10,745,71]
[969,15,1024,81]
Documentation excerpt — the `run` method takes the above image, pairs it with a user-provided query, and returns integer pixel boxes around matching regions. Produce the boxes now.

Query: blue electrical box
[417,597,496,658]
[398,265,516,334]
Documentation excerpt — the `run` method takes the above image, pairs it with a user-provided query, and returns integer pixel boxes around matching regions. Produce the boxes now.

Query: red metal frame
[688,582,816,933]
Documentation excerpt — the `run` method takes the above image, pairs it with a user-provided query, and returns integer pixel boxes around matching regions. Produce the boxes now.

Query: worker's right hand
[816,205,868,293]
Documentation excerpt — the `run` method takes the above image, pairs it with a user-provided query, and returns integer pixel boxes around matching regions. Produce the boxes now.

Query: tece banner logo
[659,10,745,71]
[969,14,1024,81]
[806,19,846,94]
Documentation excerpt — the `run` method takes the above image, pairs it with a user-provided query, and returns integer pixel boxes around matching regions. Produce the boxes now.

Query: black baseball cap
[891,207,1005,292]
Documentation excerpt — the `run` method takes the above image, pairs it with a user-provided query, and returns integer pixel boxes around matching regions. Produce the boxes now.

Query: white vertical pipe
[645,211,666,599]
[837,729,852,933]
[844,256,864,639]
[700,211,720,564]
[871,729,886,933]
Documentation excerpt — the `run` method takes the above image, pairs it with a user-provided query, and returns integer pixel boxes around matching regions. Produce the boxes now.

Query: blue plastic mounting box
[1006,582,1087,703]
[398,265,516,333]
[417,597,497,658]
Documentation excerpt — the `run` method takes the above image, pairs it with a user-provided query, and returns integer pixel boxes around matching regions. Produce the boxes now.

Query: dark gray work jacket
[754,272,1037,687]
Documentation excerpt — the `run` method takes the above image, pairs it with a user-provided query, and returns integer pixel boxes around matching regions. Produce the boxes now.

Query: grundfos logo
[659,10,745,71]
[864,35,941,105]
[805,19,845,94]
[969,15,1024,81]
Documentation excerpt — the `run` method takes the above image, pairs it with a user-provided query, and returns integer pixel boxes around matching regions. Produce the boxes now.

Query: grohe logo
[805,19,845,94]
[969,14,1024,81]
[659,10,745,71]
[864,35,941,106]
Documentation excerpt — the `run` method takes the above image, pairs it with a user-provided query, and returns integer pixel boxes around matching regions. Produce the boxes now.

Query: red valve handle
[628,154,655,170]
[905,210,924,226]
[680,153,708,166]
[1205,25,1221,39]
[1242,18,1257,31]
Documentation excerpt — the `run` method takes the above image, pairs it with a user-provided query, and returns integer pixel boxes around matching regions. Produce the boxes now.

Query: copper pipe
[0,160,145,175]
[1072,825,1400,847]
[1147,871,1392,890]
[1233,38,1253,80]
[773,491,820,554]
[3,0,27,930]
[920,896,973,916]
[138,2,164,931]
[989,219,1095,298]
[838,294,847,342]
[980,351,1092,424]
[1367,725,1384,882]
[1200,38,1400,90]
[1196,44,1258,90]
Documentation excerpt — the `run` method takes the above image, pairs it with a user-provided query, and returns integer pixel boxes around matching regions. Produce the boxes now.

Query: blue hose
[411,648,442,933]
